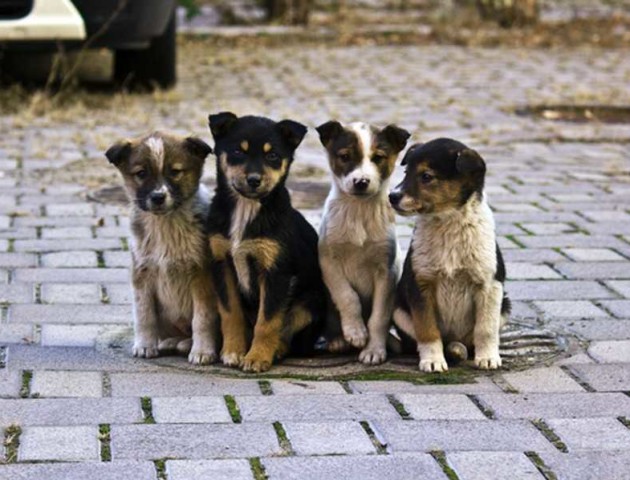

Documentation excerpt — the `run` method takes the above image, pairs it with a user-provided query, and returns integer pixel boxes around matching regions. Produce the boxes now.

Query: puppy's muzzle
[353,178,370,194]
[388,190,402,207]
[150,191,166,206]
[246,173,262,189]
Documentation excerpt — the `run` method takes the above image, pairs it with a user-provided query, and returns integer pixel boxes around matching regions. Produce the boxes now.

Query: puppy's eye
[372,154,386,164]
[170,168,184,179]
[420,172,434,184]
[232,148,244,157]
[134,169,147,180]
[338,152,350,162]
[266,152,280,164]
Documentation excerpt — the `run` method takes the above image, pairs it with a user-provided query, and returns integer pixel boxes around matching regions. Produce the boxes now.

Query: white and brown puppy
[389,138,511,372]
[106,132,220,365]
[316,121,410,364]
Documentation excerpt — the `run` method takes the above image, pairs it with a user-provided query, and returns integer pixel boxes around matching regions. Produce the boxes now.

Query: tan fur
[209,234,231,261]
[218,260,250,367]
[236,238,281,271]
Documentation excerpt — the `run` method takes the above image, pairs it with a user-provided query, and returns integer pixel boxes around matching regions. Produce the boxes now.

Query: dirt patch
[516,105,630,123]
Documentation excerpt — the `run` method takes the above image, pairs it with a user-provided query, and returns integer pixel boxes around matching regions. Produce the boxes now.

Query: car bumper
[0,0,85,41]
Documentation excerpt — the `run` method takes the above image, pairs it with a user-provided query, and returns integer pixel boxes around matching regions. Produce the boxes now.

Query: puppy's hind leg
[473,282,503,370]
[188,273,219,365]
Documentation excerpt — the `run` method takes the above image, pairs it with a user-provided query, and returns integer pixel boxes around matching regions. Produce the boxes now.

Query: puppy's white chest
[230,198,261,295]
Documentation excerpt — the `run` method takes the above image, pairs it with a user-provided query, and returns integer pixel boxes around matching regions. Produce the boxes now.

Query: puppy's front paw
[419,357,448,373]
[359,344,387,365]
[328,336,350,353]
[475,355,502,370]
[188,348,218,366]
[221,350,246,368]
[242,351,273,373]
[342,322,368,349]
[132,341,159,359]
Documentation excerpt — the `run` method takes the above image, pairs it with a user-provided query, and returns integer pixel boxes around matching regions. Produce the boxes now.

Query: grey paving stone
[477,393,630,419]
[40,283,101,304]
[167,459,253,480]
[554,262,630,280]
[13,267,128,283]
[152,396,232,423]
[539,450,630,480]
[606,280,630,298]
[0,370,21,398]
[0,268,8,283]
[562,248,626,261]
[0,284,33,304]
[0,461,157,480]
[30,370,103,398]
[550,319,630,341]
[283,421,375,455]
[506,263,562,280]
[40,324,115,347]
[520,223,577,235]
[46,203,95,216]
[19,425,98,461]
[41,251,98,268]
[41,227,93,239]
[103,283,132,304]
[546,418,630,452]
[568,364,630,392]
[447,451,543,480]
[269,380,346,395]
[503,248,566,263]
[515,235,628,249]
[0,397,142,425]
[502,367,584,393]
[349,377,501,395]
[588,340,630,363]
[13,216,108,228]
[9,304,131,324]
[0,252,38,267]
[262,453,447,480]
[236,394,400,422]
[534,301,608,319]
[103,250,131,268]
[0,324,35,344]
[373,419,551,452]
[96,226,128,238]
[110,373,261,396]
[14,238,121,252]
[395,393,487,420]
[506,281,614,301]
[111,423,282,460]
[599,300,630,318]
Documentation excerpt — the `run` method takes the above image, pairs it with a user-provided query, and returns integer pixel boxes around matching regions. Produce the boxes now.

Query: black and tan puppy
[206,112,325,373]
[389,138,510,372]
[106,132,219,365]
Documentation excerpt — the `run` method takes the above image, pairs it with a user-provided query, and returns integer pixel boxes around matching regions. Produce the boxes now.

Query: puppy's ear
[184,136,212,160]
[456,148,486,175]
[316,120,343,147]
[277,119,307,150]
[382,124,411,153]
[208,112,238,139]
[400,142,422,166]
[105,141,132,168]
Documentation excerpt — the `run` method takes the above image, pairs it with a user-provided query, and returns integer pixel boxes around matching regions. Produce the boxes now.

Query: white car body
[0,0,85,41]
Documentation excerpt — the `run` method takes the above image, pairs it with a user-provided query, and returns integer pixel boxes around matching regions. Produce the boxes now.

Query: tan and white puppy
[316,121,410,364]
[389,138,511,372]
[106,132,219,365]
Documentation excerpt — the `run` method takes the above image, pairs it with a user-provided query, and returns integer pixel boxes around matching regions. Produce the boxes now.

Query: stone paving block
[0,215,10,229]
[395,393,488,420]
[506,263,561,280]
[546,418,630,452]
[0,252,38,267]
[9,304,131,324]
[13,216,106,228]
[349,377,501,395]
[96,226,128,238]
[167,459,253,480]
[606,280,630,298]
[599,300,630,318]
[41,227,93,239]
[477,393,630,419]
[236,394,400,422]
[446,451,543,480]
[506,281,614,301]
[152,396,232,423]
[103,283,132,304]
[581,210,630,222]
[262,453,447,480]
[40,324,111,347]
[283,421,375,455]
[554,262,630,280]
[0,284,33,304]
[110,373,261,397]
[520,223,577,235]
[0,239,7,252]
[103,250,131,267]
[0,324,35,344]
[515,235,628,249]
[0,370,21,397]
[503,248,566,263]
[550,319,630,341]
[31,370,103,398]
[14,238,121,252]
[562,248,625,261]
[588,340,630,363]
[502,367,584,393]
[269,380,347,395]
[0,397,142,425]
[40,283,101,304]
[46,203,95,216]
[534,301,608,318]
[373,419,551,452]
[539,450,630,480]
[0,461,157,480]
[112,423,282,460]
[19,425,98,461]
[13,267,128,283]
[568,364,630,392]
[40,250,99,268]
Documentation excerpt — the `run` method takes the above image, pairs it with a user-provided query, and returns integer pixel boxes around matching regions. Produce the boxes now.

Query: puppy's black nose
[389,191,402,205]
[247,174,262,189]
[151,192,166,205]
[354,178,370,192]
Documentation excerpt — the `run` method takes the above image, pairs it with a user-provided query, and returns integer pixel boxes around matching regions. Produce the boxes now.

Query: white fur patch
[145,136,165,171]
[340,123,380,196]
[230,196,261,295]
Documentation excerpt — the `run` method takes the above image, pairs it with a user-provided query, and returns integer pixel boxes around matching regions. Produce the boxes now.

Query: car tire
[114,8,176,89]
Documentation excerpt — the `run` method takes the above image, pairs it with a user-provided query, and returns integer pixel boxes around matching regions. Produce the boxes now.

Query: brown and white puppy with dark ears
[316,121,410,364]
[389,138,510,372]
[105,131,220,365]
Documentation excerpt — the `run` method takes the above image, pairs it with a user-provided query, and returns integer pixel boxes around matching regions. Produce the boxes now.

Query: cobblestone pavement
[1,41,630,479]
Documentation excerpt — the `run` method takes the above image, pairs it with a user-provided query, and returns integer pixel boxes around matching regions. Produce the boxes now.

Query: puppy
[316,121,410,364]
[389,138,510,372]
[206,112,325,373]
[106,132,219,365]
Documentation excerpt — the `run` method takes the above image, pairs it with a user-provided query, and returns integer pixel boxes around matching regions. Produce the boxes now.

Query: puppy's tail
[445,341,468,363]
